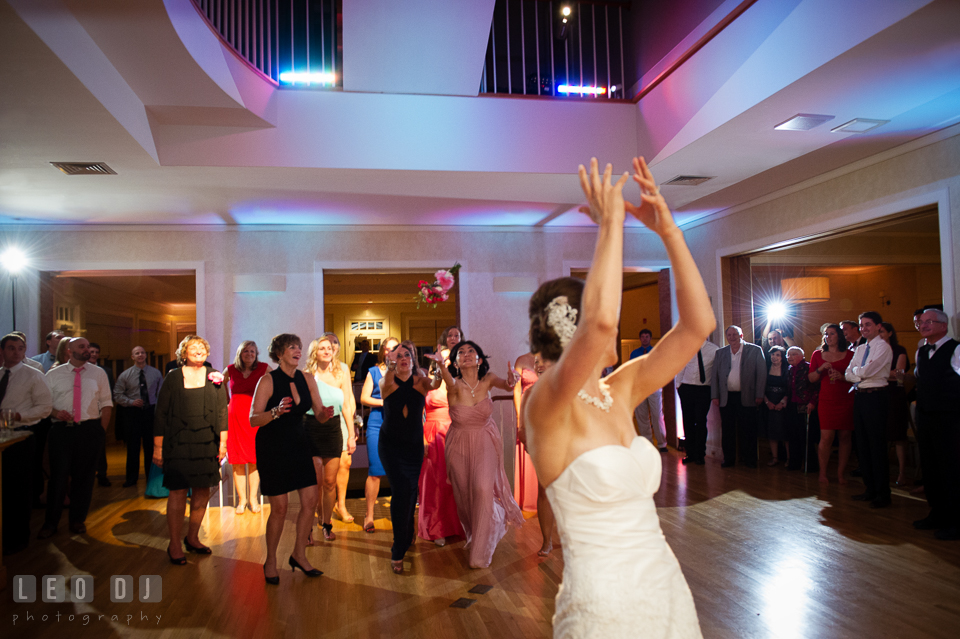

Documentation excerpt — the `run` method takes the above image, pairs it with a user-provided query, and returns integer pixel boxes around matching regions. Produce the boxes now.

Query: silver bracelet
[386,360,397,371]
[270,407,279,420]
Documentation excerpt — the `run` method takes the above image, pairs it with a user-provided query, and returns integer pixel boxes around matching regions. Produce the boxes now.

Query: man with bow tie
[913,309,960,540]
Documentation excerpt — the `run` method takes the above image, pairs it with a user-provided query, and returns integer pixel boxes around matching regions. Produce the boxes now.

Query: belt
[52,418,100,427]
[855,387,887,394]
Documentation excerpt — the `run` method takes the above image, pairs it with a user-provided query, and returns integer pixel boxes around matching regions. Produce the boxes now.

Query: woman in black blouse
[153,335,228,565]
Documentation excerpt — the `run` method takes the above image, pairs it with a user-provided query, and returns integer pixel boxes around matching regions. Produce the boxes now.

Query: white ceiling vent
[774,114,834,131]
[663,175,714,186]
[831,118,889,133]
[50,162,117,175]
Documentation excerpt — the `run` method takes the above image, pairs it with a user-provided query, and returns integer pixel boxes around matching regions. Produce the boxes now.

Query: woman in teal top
[304,335,355,542]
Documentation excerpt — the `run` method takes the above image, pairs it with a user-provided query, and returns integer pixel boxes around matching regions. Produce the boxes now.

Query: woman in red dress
[418,327,465,545]
[809,325,854,484]
[225,341,270,513]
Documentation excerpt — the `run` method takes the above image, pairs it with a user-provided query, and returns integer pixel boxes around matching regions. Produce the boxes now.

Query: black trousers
[853,389,890,499]
[785,404,820,471]
[678,384,711,462]
[32,417,51,502]
[2,432,36,553]
[44,420,105,528]
[916,408,960,527]
[125,405,155,483]
[720,392,758,466]
[380,449,422,562]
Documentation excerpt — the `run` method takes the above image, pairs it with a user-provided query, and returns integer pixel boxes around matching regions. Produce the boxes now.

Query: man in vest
[913,309,960,540]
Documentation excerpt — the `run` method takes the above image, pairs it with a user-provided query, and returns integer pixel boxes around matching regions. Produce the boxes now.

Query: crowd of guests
[1,304,956,567]
[674,306,959,540]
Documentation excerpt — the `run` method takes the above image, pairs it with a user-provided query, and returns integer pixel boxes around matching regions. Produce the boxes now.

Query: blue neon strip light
[279,71,336,85]
[558,84,607,95]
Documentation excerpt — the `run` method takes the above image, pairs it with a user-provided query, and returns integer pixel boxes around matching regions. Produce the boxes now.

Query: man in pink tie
[38,337,113,539]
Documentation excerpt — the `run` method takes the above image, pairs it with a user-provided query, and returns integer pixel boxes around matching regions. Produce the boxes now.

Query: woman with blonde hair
[224,340,270,514]
[321,332,359,524]
[153,335,228,564]
[523,158,714,636]
[303,334,355,542]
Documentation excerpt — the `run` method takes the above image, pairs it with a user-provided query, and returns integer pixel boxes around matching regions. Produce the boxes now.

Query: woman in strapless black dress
[250,334,335,584]
[380,341,439,573]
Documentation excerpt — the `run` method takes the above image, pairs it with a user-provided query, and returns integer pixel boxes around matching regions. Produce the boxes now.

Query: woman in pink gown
[418,328,466,544]
[429,340,524,569]
[515,352,556,556]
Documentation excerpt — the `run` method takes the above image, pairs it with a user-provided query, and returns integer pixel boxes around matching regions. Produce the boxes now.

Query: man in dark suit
[913,309,960,540]
[711,325,766,468]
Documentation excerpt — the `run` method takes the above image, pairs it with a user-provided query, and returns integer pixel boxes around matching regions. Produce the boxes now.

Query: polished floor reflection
[3,444,958,638]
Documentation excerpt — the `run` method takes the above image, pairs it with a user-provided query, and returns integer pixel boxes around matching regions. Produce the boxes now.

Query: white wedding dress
[546,436,703,639]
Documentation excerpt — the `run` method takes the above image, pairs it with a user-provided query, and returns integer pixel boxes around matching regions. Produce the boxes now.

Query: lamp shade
[781,277,830,303]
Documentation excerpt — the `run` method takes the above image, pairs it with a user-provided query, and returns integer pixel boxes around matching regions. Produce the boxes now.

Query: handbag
[144,462,169,499]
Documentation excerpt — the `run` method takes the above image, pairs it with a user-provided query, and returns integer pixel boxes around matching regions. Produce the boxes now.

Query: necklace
[577,382,613,412]
[461,376,481,397]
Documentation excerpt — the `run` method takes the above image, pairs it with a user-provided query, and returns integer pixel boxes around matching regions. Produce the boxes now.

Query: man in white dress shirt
[0,333,52,553]
[677,338,719,465]
[712,326,767,468]
[912,309,960,540]
[845,311,893,508]
[38,337,113,538]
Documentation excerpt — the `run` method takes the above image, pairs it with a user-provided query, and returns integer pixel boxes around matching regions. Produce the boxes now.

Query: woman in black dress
[879,322,910,486]
[763,345,790,466]
[153,335,228,565]
[249,334,335,583]
[380,340,439,573]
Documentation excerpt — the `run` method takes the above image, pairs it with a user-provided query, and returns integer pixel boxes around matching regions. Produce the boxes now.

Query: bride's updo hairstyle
[528,277,585,362]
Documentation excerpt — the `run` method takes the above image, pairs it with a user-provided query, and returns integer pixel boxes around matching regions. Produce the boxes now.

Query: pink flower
[208,371,224,386]
[435,269,456,292]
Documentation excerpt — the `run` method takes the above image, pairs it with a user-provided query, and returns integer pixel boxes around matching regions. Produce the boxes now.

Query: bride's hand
[577,158,628,225]
[624,156,678,237]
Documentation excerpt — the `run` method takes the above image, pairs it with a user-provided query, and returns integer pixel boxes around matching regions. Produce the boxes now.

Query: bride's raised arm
[533,158,628,405]
[610,157,716,406]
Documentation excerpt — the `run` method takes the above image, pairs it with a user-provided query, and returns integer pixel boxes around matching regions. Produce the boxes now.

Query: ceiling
[1,0,958,229]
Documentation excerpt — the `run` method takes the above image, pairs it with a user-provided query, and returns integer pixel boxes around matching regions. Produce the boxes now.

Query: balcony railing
[191,0,342,87]
[481,0,628,99]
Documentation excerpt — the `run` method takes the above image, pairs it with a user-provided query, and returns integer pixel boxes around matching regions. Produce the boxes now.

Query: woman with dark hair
[153,335,228,565]
[359,336,399,532]
[225,340,270,514]
[810,324,854,484]
[763,345,790,466]
[249,333,334,583]
[379,341,440,573]
[522,158,714,637]
[418,329,464,546]
[879,322,910,486]
[515,352,555,556]
[428,340,523,569]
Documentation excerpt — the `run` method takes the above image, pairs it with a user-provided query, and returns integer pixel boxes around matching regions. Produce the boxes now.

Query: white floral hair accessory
[545,296,578,348]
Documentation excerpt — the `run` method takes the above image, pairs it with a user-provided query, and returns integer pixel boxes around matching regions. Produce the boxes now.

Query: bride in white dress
[522,157,715,638]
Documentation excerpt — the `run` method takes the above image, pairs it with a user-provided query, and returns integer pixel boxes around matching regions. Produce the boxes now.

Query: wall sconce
[878,291,892,306]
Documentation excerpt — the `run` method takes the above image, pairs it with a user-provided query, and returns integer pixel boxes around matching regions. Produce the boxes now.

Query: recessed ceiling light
[831,118,889,133]
[774,114,835,131]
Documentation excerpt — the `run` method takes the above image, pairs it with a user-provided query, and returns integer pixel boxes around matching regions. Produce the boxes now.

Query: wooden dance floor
[3,444,959,638]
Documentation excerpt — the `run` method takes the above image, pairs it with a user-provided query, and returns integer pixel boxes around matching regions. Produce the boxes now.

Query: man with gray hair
[712,325,766,468]
[913,309,960,540]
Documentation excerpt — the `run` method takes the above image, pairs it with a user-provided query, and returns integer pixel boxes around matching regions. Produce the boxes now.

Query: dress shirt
[46,362,113,422]
[629,345,653,360]
[113,364,163,407]
[676,340,719,386]
[0,362,52,426]
[727,343,744,392]
[844,335,893,389]
[31,351,57,373]
[23,358,43,372]
[915,335,960,375]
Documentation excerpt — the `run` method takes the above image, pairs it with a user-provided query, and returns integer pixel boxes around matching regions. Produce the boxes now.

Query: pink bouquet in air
[416,263,461,309]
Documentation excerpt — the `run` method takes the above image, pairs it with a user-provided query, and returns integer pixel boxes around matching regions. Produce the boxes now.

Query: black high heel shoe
[263,563,279,585]
[184,537,212,554]
[288,556,323,577]
[167,547,186,566]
